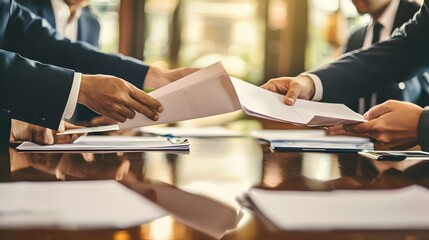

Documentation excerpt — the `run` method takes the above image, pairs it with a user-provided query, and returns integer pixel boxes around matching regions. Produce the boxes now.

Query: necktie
[360,22,384,114]
[371,22,383,44]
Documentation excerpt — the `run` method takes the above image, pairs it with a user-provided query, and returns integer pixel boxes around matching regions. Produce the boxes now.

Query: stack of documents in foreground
[244,185,429,230]
[251,129,373,152]
[0,181,166,229]
[17,136,189,152]
[60,62,365,135]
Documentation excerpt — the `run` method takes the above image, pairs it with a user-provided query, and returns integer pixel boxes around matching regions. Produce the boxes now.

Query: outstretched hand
[343,100,423,149]
[261,75,316,105]
[144,66,199,89]
[79,74,163,123]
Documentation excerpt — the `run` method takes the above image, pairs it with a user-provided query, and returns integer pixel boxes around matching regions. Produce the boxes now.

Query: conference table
[1,127,429,240]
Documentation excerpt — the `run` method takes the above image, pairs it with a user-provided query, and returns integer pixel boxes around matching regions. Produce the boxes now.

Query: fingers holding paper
[144,65,200,89]
[343,100,422,149]
[261,75,316,105]
[78,74,163,123]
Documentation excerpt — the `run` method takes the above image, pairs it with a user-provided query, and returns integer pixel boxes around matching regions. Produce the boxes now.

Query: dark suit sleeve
[4,0,149,90]
[418,109,429,151]
[0,49,74,130]
[310,2,429,104]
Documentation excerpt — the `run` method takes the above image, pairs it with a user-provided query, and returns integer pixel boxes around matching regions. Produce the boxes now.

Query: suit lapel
[392,0,420,33]
[0,0,9,48]
[345,27,367,52]
[77,16,86,42]
[40,0,56,28]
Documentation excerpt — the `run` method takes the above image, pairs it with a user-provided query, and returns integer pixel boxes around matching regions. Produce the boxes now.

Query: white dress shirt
[50,0,83,122]
[308,0,400,106]
[50,0,81,41]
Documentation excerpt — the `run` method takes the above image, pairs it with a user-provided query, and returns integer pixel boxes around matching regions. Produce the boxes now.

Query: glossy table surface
[1,134,429,240]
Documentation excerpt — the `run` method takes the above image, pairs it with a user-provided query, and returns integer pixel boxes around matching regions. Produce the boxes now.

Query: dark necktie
[361,22,384,114]
[371,22,383,44]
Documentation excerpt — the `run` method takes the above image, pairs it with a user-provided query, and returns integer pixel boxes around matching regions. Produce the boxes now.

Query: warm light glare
[148,216,174,239]
[301,153,340,181]
[113,231,131,240]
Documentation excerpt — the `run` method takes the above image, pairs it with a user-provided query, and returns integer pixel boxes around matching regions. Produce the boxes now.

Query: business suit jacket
[17,0,104,122]
[0,0,149,144]
[17,0,100,47]
[310,0,429,150]
[343,0,422,112]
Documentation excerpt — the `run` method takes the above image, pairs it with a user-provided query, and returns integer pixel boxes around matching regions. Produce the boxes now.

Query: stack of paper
[251,129,373,152]
[245,185,429,230]
[17,136,189,152]
[0,181,167,229]
[60,62,365,135]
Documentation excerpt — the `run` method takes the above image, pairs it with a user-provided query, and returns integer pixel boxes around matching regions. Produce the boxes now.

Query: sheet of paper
[231,77,364,126]
[251,129,371,143]
[60,62,241,135]
[120,62,241,129]
[140,126,244,137]
[252,130,373,152]
[57,124,119,135]
[0,180,167,229]
[17,136,189,151]
[247,185,429,230]
[60,63,364,135]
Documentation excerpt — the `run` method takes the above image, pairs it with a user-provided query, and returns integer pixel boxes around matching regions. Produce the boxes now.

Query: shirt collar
[50,0,82,25]
[370,0,400,34]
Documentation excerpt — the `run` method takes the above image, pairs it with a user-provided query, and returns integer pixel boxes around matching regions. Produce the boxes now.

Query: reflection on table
[1,136,429,240]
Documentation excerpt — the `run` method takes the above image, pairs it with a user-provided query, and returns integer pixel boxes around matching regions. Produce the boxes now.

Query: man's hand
[343,100,423,149]
[144,66,199,89]
[10,120,83,145]
[79,74,163,123]
[90,116,117,126]
[325,124,368,138]
[261,75,315,105]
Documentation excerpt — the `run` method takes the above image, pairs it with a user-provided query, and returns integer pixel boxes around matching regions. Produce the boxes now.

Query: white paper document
[231,77,364,126]
[140,126,244,137]
[17,136,189,151]
[247,185,429,230]
[0,180,167,229]
[60,62,363,135]
[60,62,241,135]
[251,129,373,152]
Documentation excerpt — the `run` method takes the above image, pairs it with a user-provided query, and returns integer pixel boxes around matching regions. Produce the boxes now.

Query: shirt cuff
[299,73,323,101]
[62,72,81,119]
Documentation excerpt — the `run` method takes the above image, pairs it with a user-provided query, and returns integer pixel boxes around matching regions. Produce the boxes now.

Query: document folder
[17,136,189,152]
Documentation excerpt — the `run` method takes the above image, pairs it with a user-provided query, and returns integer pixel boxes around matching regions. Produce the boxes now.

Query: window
[90,0,121,53]
[143,0,265,84]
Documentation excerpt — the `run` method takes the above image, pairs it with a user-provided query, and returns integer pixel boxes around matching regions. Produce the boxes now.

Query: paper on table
[17,136,189,151]
[0,180,167,229]
[247,185,429,230]
[251,129,371,143]
[140,126,244,137]
[251,129,373,152]
[231,77,365,126]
